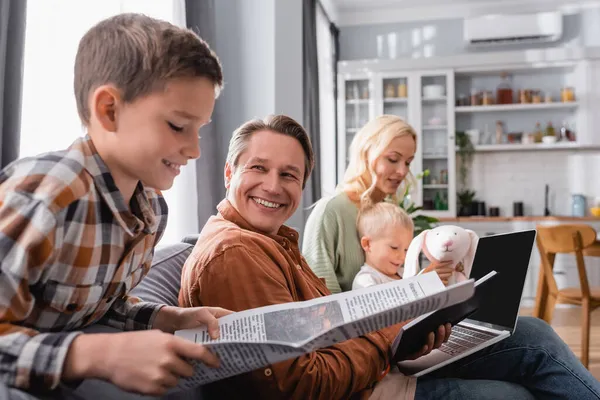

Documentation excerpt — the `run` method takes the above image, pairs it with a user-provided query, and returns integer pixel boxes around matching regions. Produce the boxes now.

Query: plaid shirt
[0,136,168,390]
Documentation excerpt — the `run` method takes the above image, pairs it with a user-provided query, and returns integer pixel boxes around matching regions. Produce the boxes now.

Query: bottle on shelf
[495,121,504,144]
[533,122,543,143]
[496,72,514,104]
[545,122,555,137]
[434,191,442,210]
[560,120,576,142]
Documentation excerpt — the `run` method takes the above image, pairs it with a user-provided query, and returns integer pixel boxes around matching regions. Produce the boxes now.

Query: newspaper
[174,272,474,389]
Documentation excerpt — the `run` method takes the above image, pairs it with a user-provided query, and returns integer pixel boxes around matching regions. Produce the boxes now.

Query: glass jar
[385,83,396,98]
[482,91,494,105]
[561,87,575,102]
[532,90,542,104]
[397,82,407,98]
[519,89,531,104]
[456,94,469,106]
[440,169,448,184]
[470,89,481,106]
[572,194,587,217]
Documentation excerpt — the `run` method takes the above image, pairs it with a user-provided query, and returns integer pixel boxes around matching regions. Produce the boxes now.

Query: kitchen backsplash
[466,150,592,217]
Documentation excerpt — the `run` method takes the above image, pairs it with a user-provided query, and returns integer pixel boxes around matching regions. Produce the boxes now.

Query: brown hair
[74,13,223,125]
[226,115,314,188]
[357,201,413,239]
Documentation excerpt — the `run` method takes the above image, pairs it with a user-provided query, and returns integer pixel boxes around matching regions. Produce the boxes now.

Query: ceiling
[327,0,594,26]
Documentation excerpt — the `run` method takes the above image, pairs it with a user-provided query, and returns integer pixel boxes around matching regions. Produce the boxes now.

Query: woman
[303,115,429,293]
[302,115,600,399]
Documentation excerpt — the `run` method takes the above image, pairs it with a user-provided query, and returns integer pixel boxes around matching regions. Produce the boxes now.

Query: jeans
[415,317,600,400]
[0,380,203,400]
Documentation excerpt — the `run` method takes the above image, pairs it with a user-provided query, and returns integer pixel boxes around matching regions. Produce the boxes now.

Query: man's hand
[153,306,233,337]
[63,330,222,396]
[422,260,454,285]
[402,323,452,361]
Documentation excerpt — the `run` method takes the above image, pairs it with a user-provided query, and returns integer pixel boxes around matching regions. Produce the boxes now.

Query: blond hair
[74,13,223,125]
[226,115,314,188]
[340,115,417,207]
[357,202,414,239]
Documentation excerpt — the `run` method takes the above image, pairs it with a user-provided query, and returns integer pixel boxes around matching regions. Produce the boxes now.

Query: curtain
[302,0,322,213]
[316,2,338,196]
[185,0,227,229]
[0,0,27,168]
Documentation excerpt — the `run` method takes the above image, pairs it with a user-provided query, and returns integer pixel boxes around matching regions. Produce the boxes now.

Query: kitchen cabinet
[338,69,456,217]
[337,49,600,219]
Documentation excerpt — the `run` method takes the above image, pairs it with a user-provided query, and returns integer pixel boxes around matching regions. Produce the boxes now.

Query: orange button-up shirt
[179,200,403,400]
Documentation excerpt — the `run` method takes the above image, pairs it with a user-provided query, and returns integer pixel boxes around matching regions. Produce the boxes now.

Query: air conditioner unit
[464,11,563,46]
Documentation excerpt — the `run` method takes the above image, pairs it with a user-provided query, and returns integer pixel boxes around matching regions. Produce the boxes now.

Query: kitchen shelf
[423,184,449,189]
[465,142,600,152]
[423,154,448,160]
[384,98,408,104]
[455,102,579,113]
[346,99,370,105]
[422,96,447,102]
[423,125,447,131]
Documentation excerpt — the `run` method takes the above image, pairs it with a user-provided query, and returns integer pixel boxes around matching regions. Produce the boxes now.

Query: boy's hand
[63,330,221,396]
[153,306,233,337]
[422,260,454,285]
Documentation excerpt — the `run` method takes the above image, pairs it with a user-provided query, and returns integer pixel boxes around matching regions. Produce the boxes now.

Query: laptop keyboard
[439,325,500,356]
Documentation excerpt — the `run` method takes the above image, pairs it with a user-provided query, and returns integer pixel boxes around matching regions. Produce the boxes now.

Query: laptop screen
[467,230,536,330]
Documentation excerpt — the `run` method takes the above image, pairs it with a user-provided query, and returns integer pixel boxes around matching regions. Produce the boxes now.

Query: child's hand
[422,260,453,285]
[153,306,233,337]
[63,330,222,396]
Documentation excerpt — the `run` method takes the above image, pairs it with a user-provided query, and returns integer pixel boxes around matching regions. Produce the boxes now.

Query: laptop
[396,229,536,377]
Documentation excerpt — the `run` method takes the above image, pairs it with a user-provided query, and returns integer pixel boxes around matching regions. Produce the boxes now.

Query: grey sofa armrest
[130,242,194,306]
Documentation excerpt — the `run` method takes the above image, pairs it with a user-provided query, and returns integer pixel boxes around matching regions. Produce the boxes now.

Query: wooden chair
[533,224,600,368]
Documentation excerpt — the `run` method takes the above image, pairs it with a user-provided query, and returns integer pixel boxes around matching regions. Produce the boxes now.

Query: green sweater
[302,192,364,293]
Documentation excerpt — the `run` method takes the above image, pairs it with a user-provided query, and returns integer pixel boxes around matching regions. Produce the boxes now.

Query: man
[179,115,600,400]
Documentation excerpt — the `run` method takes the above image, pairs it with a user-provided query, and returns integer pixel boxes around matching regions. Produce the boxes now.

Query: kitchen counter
[437,216,600,222]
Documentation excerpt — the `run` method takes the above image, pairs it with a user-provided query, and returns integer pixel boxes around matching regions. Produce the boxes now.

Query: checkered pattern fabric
[0,136,168,390]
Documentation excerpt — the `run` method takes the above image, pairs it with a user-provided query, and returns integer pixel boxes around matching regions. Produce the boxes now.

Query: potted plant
[456,131,476,216]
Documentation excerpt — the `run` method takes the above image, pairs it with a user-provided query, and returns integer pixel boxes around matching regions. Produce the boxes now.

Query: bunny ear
[403,230,428,278]
[461,230,479,278]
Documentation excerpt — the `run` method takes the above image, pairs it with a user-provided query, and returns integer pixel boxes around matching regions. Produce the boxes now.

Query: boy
[352,202,415,289]
[0,13,231,398]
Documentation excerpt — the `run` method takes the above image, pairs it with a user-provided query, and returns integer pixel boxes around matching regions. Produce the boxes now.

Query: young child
[0,13,231,398]
[352,202,414,290]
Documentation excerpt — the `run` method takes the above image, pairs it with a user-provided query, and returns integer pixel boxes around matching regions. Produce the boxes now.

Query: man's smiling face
[225,129,305,235]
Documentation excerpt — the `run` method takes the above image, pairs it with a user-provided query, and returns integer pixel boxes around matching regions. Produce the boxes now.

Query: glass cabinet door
[344,79,371,167]
[419,73,454,215]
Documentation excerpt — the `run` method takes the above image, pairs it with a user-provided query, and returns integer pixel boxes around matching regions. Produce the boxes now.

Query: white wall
[469,151,571,217]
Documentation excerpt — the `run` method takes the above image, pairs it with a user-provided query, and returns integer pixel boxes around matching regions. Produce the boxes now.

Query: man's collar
[216,199,299,244]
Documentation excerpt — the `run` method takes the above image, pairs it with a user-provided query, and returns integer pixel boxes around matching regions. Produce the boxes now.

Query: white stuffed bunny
[403,225,479,285]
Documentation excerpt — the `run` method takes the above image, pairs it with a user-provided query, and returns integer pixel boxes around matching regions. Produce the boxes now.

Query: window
[20,0,195,245]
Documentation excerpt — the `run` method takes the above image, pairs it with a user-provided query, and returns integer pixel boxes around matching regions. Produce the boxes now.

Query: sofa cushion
[130,242,193,306]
